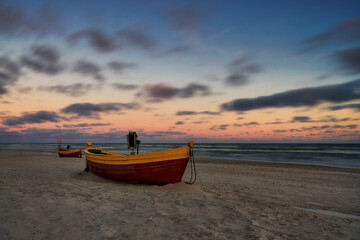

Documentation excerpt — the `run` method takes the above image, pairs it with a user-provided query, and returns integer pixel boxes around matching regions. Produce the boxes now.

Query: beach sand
[0,149,359,239]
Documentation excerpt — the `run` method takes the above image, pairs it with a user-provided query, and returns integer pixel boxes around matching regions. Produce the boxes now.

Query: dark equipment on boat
[67,145,71,150]
[127,132,141,155]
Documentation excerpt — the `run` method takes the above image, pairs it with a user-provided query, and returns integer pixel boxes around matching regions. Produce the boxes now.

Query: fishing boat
[58,148,82,158]
[84,137,194,185]
[57,139,82,158]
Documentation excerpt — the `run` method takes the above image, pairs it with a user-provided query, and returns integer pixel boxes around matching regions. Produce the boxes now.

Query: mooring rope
[186,146,197,184]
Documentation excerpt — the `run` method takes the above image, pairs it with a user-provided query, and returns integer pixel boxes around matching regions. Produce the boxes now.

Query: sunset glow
[0,0,359,143]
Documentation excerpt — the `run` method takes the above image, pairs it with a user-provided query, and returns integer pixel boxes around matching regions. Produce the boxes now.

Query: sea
[0,143,359,168]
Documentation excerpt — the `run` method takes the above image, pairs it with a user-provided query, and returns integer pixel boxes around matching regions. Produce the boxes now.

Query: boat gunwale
[84,144,192,164]
[84,145,190,158]
[58,148,82,154]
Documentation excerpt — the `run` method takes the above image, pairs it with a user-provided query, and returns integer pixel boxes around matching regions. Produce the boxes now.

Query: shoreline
[1,148,359,173]
[196,157,360,173]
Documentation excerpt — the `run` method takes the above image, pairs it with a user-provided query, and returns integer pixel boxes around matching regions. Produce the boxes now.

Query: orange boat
[58,148,82,158]
[84,141,194,185]
[57,139,82,158]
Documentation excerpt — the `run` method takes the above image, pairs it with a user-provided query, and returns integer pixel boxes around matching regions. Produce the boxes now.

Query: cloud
[288,124,358,133]
[139,82,212,102]
[68,28,118,53]
[166,4,202,32]
[72,60,104,81]
[301,17,360,52]
[221,79,360,112]
[273,129,287,133]
[292,116,311,122]
[141,131,187,138]
[0,2,62,36]
[175,121,184,125]
[328,103,360,111]
[192,121,209,124]
[117,26,155,49]
[176,110,220,115]
[20,45,65,75]
[265,121,283,125]
[3,111,63,126]
[38,83,93,97]
[61,102,141,118]
[111,83,138,91]
[210,124,229,131]
[17,87,32,94]
[156,46,190,57]
[233,122,260,127]
[107,61,137,73]
[63,123,112,128]
[332,124,357,129]
[0,56,21,96]
[225,56,262,86]
[332,46,360,74]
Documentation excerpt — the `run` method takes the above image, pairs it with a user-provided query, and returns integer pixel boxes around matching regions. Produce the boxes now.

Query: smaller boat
[57,139,82,158]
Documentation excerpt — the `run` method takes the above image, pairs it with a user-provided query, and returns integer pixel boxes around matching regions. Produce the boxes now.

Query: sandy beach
[0,149,359,239]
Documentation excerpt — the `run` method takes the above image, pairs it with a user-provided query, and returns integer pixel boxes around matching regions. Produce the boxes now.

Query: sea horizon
[2,142,359,168]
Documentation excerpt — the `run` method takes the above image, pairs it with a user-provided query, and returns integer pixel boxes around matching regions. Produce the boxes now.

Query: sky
[0,0,360,143]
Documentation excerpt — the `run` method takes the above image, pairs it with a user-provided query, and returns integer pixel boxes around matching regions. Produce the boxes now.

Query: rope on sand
[186,146,197,185]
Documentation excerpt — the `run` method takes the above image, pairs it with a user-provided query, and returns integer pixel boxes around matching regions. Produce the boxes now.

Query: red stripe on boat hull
[86,158,189,185]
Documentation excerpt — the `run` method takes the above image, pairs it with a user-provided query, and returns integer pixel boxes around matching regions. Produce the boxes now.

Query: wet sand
[0,149,359,239]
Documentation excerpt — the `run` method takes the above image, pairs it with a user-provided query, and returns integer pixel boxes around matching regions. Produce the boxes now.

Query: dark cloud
[68,28,118,53]
[0,2,62,36]
[319,116,353,122]
[20,45,65,75]
[117,26,155,49]
[332,124,357,129]
[289,124,358,132]
[38,83,93,97]
[0,128,123,143]
[273,130,287,133]
[175,121,184,125]
[332,46,360,74]
[63,123,112,128]
[139,82,212,102]
[166,4,202,32]
[0,2,25,34]
[225,74,247,86]
[210,124,229,131]
[221,79,360,112]
[140,131,187,138]
[225,56,261,86]
[192,121,209,124]
[68,26,155,53]
[3,111,63,126]
[301,17,360,52]
[61,102,141,118]
[328,103,360,111]
[156,46,190,57]
[17,87,32,94]
[233,122,260,127]
[176,110,220,116]
[72,60,104,81]
[292,116,311,122]
[265,121,283,125]
[0,56,21,96]
[111,83,138,91]
[107,61,137,73]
